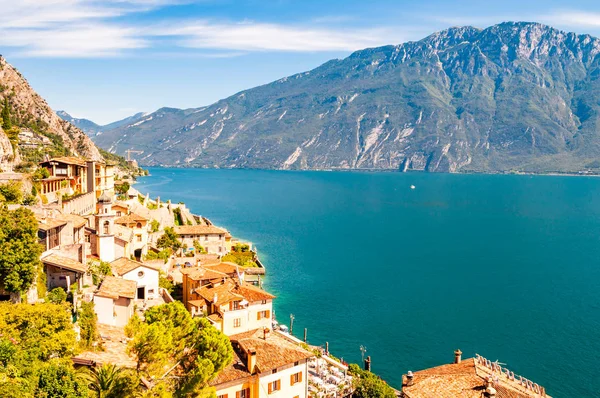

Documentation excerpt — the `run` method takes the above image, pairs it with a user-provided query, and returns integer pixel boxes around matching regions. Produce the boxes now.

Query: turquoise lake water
[136,168,600,397]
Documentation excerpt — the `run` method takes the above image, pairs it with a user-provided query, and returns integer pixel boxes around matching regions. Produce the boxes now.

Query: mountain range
[56,111,148,137]
[71,22,600,173]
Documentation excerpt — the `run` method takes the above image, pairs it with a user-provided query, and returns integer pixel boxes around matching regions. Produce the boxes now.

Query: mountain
[0,56,136,173]
[94,22,600,173]
[56,111,101,135]
[57,110,147,137]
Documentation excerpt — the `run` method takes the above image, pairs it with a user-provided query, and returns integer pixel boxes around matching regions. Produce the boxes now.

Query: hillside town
[0,155,553,398]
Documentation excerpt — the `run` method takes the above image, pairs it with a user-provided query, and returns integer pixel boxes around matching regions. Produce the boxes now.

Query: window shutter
[268,383,273,393]
[299,371,302,382]
[290,374,294,385]
[266,310,270,318]
[236,392,240,398]
[257,312,261,320]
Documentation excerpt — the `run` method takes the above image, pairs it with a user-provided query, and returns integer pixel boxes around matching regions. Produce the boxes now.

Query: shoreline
[135,165,600,178]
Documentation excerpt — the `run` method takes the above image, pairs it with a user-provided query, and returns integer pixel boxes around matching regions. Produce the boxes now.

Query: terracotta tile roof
[115,212,148,225]
[95,276,137,299]
[173,225,227,235]
[197,254,221,266]
[180,267,228,281]
[402,357,551,398]
[203,262,240,276]
[212,329,313,387]
[188,300,207,308]
[57,213,87,228]
[42,253,88,273]
[111,257,159,276]
[43,156,88,167]
[38,218,67,231]
[195,279,275,306]
[114,224,133,243]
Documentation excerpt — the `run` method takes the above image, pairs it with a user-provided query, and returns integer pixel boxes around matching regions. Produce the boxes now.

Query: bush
[46,288,67,304]
[79,302,98,350]
[21,194,38,205]
[0,181,23,203]
[150,219,160,233]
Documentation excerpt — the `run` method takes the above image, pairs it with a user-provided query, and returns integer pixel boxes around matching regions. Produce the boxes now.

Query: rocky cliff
[0,56,102,162]
[0,126,17,171]
[93,22,600,173]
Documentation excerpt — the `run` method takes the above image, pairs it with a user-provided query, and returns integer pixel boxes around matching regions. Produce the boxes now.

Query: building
[42,253,90,291]
[93,276,137,327]
[212,328,313,398]
[111,257,160,300]
[401,351,551,398]
[180,266,230,311]
[191,278,275,336]
[173,225,228,255]
[114,212,149,259]
[87,161,115,199]
[94,192,116,262]
[39,156,89,196]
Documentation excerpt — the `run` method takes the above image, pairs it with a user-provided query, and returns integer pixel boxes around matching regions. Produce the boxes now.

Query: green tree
[156,227,181,252]
[35,360,89,398]
[125,302,233,396]
[0,207,43,299]
[46,287,67,304]
[159,272,174,293]
[82,364,138,398]
[114,181,130,195]
[0,181,23,204]
[348,364,396,398]
[150,219,160,233]
[78,302,98,350]
[1,98,12,130]
[89,261,112,285]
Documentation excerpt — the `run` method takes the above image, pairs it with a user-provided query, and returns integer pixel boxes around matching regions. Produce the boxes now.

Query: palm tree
[81,364,137,398]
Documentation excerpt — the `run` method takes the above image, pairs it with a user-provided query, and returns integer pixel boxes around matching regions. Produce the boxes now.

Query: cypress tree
[2,98,12,129]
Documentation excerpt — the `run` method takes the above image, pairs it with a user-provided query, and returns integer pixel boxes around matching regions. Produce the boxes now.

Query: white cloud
[538,11,600,28]
[157,21,405,52]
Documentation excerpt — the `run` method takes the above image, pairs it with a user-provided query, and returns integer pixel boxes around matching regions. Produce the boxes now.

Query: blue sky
[3,0,600,124]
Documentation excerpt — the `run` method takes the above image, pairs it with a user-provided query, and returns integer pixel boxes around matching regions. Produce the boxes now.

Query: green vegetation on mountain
[93,22,600,173]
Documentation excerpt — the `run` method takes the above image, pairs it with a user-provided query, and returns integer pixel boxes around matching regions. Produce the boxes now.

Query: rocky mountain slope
[57,110,147,137]
[95,22,600,172]
[0,56,103,167]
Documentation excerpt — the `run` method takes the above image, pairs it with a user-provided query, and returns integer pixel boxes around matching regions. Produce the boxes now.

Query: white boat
[279,324,289,333]
[410,185,416,189]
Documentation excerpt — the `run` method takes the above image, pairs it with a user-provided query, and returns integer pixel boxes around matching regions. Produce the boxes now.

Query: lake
[135,168,600,397]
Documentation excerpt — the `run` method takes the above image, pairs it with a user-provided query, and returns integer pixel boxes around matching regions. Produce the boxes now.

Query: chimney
[406,371,414,386]
[485,377,496,397]
[263,327,271,340]
[246,348,257,374]
[364,356,371,372]
[454,349,462,364]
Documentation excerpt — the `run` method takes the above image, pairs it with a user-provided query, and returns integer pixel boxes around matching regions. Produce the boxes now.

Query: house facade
[212,328,313,398]
[93,276,137,327]
[111,257,159,300]
[173,225,228,255]
[114,212,149,259]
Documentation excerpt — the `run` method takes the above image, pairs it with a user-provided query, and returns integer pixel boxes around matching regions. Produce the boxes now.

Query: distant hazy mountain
[58,110,148,137]
[92,22,600,173]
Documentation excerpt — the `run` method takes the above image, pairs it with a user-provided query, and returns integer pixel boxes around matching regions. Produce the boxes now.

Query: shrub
[46,287,67,304]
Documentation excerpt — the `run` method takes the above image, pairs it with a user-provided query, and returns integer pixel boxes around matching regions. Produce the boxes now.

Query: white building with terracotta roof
[110,257,160,301]
[190,278,274,336]
[212,328,314,398]
[93,275,137,327]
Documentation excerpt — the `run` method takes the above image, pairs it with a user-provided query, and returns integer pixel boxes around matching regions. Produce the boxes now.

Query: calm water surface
[136,168,600,397]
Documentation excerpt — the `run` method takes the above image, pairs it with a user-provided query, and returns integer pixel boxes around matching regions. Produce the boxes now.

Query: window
[138,270,145,278]
[233,318,241,328]
[204,235,208,241]
[136,222,142,228]
[103,221,110,234]
[272,369,277,374]
[290,371,302,385]
[232,301,240,310]
[136,234,142,242]
[268,380,280,394]
[235,389,249,398]
[261,300,267,305]
[116,211,122,216]
[217,394,228,398]
[148,289,154,295]
[257,310,270,320]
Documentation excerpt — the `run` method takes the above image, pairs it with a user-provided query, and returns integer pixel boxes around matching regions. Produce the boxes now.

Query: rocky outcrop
[0,126,16,171]
[0,56,102,161]
[93,22,600,173]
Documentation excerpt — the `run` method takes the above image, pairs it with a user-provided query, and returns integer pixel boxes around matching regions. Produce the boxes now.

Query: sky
[3,0,600,124]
